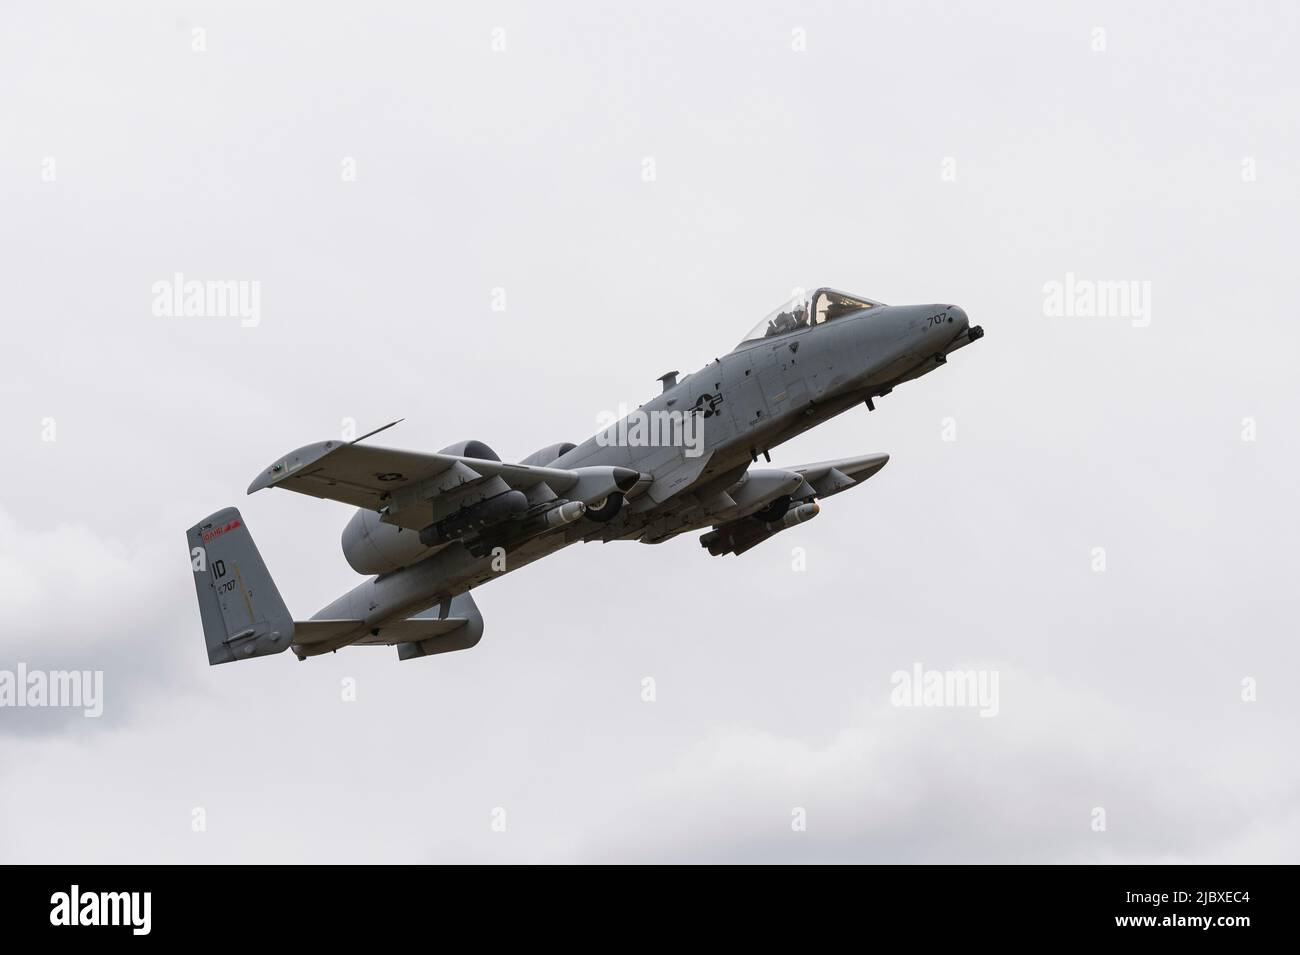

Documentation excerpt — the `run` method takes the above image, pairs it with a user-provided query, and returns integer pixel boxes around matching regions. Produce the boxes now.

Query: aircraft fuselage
[303,301,980,652]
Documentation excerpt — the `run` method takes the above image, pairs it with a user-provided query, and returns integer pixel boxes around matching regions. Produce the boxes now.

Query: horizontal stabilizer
[291,619,366,645]
[395,593,485,661]
[292,616,472,649]
[289,594,485,659]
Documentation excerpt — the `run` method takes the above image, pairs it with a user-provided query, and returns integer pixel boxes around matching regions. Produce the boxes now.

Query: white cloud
[0,507,196,735]
[577,670,1300,864]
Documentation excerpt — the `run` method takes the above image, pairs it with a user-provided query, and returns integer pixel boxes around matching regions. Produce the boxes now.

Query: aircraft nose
[947,305,968,331]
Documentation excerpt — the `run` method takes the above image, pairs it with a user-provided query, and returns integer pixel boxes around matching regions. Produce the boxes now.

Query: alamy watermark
[151,272,261,327]
[50,886,150,935]
[890,663,999,717]
[595,402,705,458]
[0,663,103,718]
[1042,272,1151,327]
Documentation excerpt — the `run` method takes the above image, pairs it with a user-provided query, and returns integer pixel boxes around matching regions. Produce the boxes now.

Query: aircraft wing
[248,426,640,530]
[789,452,890,499]
[696,452,890,557]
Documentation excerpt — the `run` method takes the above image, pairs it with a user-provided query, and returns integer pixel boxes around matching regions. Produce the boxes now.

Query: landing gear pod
[585,493,624,523]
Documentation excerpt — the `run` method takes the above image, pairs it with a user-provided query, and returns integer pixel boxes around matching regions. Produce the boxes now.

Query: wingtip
[246,439,343,495]
[247,470,279,495]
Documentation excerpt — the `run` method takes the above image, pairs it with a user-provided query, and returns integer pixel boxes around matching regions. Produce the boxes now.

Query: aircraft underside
[186,287,982,664]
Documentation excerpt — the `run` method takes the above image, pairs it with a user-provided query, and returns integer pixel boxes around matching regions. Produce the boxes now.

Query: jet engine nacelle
[340,440,503,575]
[520,442,576,467]
[342,508,438,576]
[439,439,501,461]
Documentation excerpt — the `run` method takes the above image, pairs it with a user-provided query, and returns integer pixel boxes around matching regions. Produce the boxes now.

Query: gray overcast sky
[2,1,1297,862]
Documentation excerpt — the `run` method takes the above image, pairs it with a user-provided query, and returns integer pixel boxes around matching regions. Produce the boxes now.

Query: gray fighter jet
[187,288,983,664]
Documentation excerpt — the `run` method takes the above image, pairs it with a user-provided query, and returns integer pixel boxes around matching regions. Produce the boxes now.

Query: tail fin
[186,507,294,665]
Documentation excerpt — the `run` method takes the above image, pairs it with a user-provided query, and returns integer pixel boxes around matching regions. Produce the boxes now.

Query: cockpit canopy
[740,287,883,344]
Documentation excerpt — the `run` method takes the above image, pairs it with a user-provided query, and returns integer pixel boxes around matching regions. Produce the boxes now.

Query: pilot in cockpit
[768,304,809,336]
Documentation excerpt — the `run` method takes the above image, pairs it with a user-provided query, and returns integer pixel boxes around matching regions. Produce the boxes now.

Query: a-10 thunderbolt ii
[187,288,983,665]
